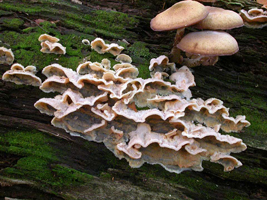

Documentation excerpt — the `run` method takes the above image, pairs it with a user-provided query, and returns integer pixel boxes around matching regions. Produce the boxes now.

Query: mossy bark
[0,0,266,199]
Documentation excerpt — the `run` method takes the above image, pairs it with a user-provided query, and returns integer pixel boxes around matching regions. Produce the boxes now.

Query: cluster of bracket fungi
[2,31,250,173]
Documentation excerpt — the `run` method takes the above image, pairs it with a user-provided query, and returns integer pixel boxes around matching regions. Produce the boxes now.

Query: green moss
[0,10,13,16]
[0,26,88,70]
[100,172,112,179]
[125,42,157,79]
[140,164,251,199]
[83,10,139,39]
[137,64,150,79]
[0,130,56,160]
[203,162,267,185]
[89,50,119,68]
[51,164,93,187]
[128,42,153,60]
[0,1,139,39]
[0,130,92,189]
[1,18,24,30]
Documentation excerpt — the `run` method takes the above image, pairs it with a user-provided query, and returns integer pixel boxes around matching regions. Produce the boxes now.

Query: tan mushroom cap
[194,7,244,30]
[150,1,209,31]
[38,34,60,43]
[177,31,239,56]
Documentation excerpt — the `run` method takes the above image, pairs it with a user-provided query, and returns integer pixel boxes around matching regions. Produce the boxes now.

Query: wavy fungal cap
[177,31,239,56]
[91,38,124,56]
[150,0,209,31]
[2,63,42,86]
[240,9,267,23]
[40,41,66,55]
[0,47,14,65]
[38,34,60,43]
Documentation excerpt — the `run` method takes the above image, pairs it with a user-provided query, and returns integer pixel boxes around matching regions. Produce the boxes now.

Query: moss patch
[1,17,24,30]
[0,130,92,189]
[0,0,139,39]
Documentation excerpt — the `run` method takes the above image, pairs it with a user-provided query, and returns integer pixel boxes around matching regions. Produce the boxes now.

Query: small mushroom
[149,55,176,78]
[101,58,111,70]
[0,47,14,65]
[38,34,60,43]
[91,38,108,54]
[115,54,132,63]
[39,34,66,55]
[106,43,124,56]
[82,39,90,45]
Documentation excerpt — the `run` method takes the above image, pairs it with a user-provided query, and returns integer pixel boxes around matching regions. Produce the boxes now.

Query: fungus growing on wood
[2,63,42,86]
[115,54,132,63]
[101,58,111,70]
[240,8,267,28]
[91,38,124,56]
[39,34,66,54]
[82,39,90,45]
[149,55,176,78]
[41,41,66,54]
[2,36,250,174]
[29,59,250,173]
[169,66,195,89]
[0,47,14,65]
[38,34,60,43]
[91,38,108,54]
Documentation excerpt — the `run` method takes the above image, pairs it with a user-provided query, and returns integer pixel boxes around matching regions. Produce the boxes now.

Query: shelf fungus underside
[3,58,250,174]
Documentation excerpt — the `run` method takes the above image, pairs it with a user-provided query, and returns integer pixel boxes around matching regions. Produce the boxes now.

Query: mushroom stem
[183,54,219,67]
[170,28,184,64]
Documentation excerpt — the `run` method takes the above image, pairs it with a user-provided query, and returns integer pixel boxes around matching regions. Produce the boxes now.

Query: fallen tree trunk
[0,0,266,199]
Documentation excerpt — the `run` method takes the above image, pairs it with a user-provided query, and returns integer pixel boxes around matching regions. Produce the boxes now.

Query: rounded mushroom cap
[150,1,209,31]
[194,7,244,30]
[177,31,239,56]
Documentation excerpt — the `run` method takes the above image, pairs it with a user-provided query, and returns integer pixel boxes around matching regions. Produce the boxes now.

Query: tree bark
[0,0,266,199]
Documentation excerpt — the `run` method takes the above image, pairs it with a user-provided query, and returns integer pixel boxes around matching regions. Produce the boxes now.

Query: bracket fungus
[0,47,14,65]
[2,63,42,86]
[91,38,124,56]
[38,34,66,54]
[32,61,249,173]
[2,35,250,174]
[149,55,176,79]
[240,8,267,28]
[115,54,132,63]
